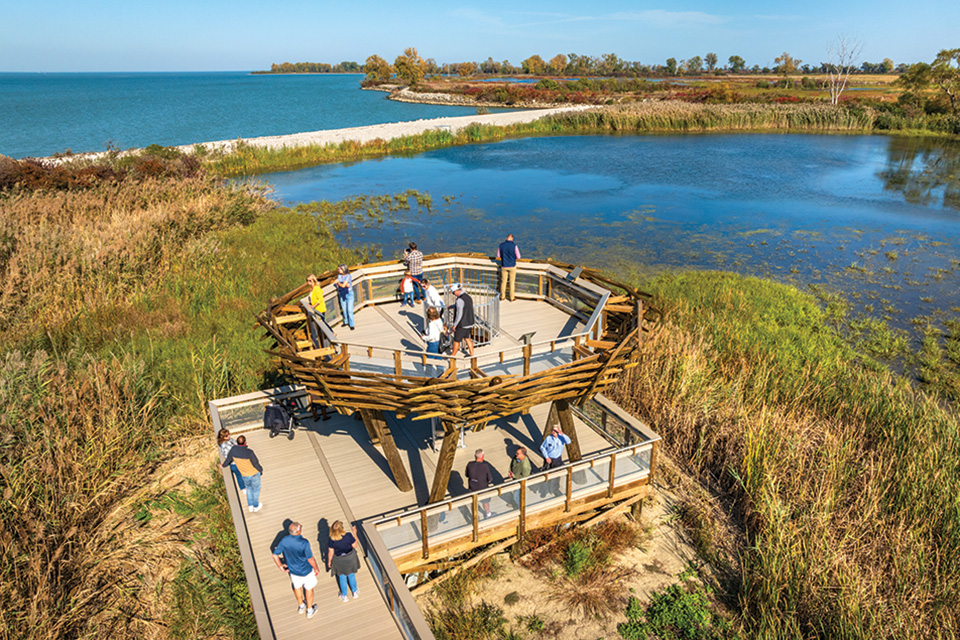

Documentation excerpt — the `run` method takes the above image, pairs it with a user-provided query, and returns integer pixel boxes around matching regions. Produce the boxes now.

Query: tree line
[254,61,362,74]
[261,52,908,79]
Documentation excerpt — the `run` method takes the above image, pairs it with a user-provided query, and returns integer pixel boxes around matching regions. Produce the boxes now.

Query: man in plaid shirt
[404,242,424,301]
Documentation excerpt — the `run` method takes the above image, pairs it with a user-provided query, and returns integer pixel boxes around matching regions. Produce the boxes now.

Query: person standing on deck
[400,271,416,307]
[405,242,425,301]
[272,522,321,619]
[327,520,361,603]
[466,449,494,518]
[335,264,355,331]
[421,277,444,314]
[540,425,572,470]
[508,446,532,508]
[221,435,263,512]
[449,283,475,357]
[217,428,245,495]
[497,234,521,302]
[303,273,327,349]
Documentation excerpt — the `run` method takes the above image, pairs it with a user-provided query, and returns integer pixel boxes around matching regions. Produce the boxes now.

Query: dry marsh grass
[0,172,270,345]
[609,270,960,638]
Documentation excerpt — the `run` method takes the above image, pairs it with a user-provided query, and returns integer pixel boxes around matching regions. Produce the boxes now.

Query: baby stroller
[264,397,300,440]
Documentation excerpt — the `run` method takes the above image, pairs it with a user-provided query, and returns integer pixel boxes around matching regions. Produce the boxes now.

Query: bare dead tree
[827,35,863,105]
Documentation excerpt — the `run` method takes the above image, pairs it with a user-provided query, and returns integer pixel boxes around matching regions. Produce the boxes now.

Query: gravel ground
[183,105,593,153]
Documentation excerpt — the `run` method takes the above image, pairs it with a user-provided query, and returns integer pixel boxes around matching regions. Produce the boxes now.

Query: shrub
[618,585,733,640]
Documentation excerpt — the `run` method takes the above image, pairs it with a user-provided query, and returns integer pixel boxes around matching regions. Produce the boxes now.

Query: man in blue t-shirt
[272,522,321,619]
[497,233,521,302]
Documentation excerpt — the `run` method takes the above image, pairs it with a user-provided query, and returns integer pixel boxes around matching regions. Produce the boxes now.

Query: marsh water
[261,133,960,339]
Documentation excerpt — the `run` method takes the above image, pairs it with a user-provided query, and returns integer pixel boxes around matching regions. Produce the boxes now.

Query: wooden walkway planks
[339,299,584,359]
[238,428,402,640]
[228,400,615,640]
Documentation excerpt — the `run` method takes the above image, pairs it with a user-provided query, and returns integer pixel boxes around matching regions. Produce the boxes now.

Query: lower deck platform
[214,398,616,640]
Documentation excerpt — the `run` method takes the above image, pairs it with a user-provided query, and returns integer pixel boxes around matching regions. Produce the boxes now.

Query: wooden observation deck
[212,256,663,640]
[257,254,661,503]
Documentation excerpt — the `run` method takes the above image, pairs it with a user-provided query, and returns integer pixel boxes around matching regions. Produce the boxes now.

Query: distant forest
[254,61,362,74]
[258,51,909,78]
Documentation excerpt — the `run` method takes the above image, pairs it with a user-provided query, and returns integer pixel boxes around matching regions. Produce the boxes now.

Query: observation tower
[258,253,660,503]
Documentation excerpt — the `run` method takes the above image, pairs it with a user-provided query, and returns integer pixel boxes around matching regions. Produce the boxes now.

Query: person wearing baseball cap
[449,283,475,357]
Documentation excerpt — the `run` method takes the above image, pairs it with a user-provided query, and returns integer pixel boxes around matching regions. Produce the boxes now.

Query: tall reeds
[609,270,960,638]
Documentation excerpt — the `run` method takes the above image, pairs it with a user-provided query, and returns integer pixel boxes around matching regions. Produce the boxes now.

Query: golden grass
[608,271,960,638]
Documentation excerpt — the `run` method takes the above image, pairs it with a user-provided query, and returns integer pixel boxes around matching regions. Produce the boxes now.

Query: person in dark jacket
[222,435,264,512]
[466,448,494,518]
[449,283,475,357]
[497,233,521,302]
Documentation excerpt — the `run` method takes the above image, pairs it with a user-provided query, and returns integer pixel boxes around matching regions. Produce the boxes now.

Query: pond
[260,133,960,345]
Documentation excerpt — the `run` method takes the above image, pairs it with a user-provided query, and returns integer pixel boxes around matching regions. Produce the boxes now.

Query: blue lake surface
[262,133,960,329]
[0,72,511,158]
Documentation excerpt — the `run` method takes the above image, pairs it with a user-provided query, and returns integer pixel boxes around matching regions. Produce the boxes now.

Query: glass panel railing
[569,460,609,495]
[524,473,565,508]
[378,515,423,552]
[476,487,520,526]
[516,270,541,295]
[369,275,400,301]
[424,500,474,541]
[216,402,266,431]
[614,447,651,481]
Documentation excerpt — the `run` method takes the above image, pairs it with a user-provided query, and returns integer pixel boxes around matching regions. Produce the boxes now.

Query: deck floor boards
[228,299,610,639]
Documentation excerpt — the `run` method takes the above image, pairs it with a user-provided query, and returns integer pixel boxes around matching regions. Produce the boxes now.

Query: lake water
[261,133,960,338]
[0,72,510,158]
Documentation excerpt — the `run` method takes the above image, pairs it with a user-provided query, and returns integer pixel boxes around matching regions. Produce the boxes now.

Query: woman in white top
[422,307,444,362]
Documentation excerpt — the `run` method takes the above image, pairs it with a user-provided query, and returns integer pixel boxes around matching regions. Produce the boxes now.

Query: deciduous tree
[931,48,960,113]
[394,47,426,86]
[521,55,546,75]
[457,61,478,77]
[665,58,678,75]
[728,55,746,73]
[826,35,862,105]
[686,56,703,74]
[774,52,800,87]
[364,55,393,84]
[705,52,718,72]
[548,54,568,75]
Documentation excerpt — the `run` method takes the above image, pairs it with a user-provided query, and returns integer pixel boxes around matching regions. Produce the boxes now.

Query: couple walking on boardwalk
[271,520,362,621]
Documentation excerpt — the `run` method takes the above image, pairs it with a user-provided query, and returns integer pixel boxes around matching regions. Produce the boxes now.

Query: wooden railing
[368,396,660,573]
[290,256,614,380]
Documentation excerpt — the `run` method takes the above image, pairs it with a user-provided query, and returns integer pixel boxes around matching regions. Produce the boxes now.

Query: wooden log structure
[257,254,660,499]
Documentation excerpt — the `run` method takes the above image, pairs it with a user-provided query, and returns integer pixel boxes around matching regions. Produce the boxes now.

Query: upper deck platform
[258,254,660,430]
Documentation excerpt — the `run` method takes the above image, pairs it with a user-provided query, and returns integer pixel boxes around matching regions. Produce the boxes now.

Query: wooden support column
[545,399,583,462]
[428,424,459,503]
[359,408,413,493]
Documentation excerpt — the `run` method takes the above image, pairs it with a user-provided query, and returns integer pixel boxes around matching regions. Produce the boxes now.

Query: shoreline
[45,106,594,163]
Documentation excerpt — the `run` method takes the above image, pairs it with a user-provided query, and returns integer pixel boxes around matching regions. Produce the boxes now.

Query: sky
[0,0,953,72]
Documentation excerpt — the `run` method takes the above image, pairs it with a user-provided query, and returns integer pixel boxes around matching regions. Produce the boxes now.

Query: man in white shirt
[420,277,444,313]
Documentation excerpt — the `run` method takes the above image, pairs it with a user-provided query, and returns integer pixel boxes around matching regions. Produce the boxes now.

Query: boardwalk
[215,397,614,640]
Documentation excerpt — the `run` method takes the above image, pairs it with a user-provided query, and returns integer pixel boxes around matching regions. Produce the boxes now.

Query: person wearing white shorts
[272,522,321,618]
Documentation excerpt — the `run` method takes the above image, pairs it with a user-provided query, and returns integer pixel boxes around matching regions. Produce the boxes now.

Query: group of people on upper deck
[301,235,523,360]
